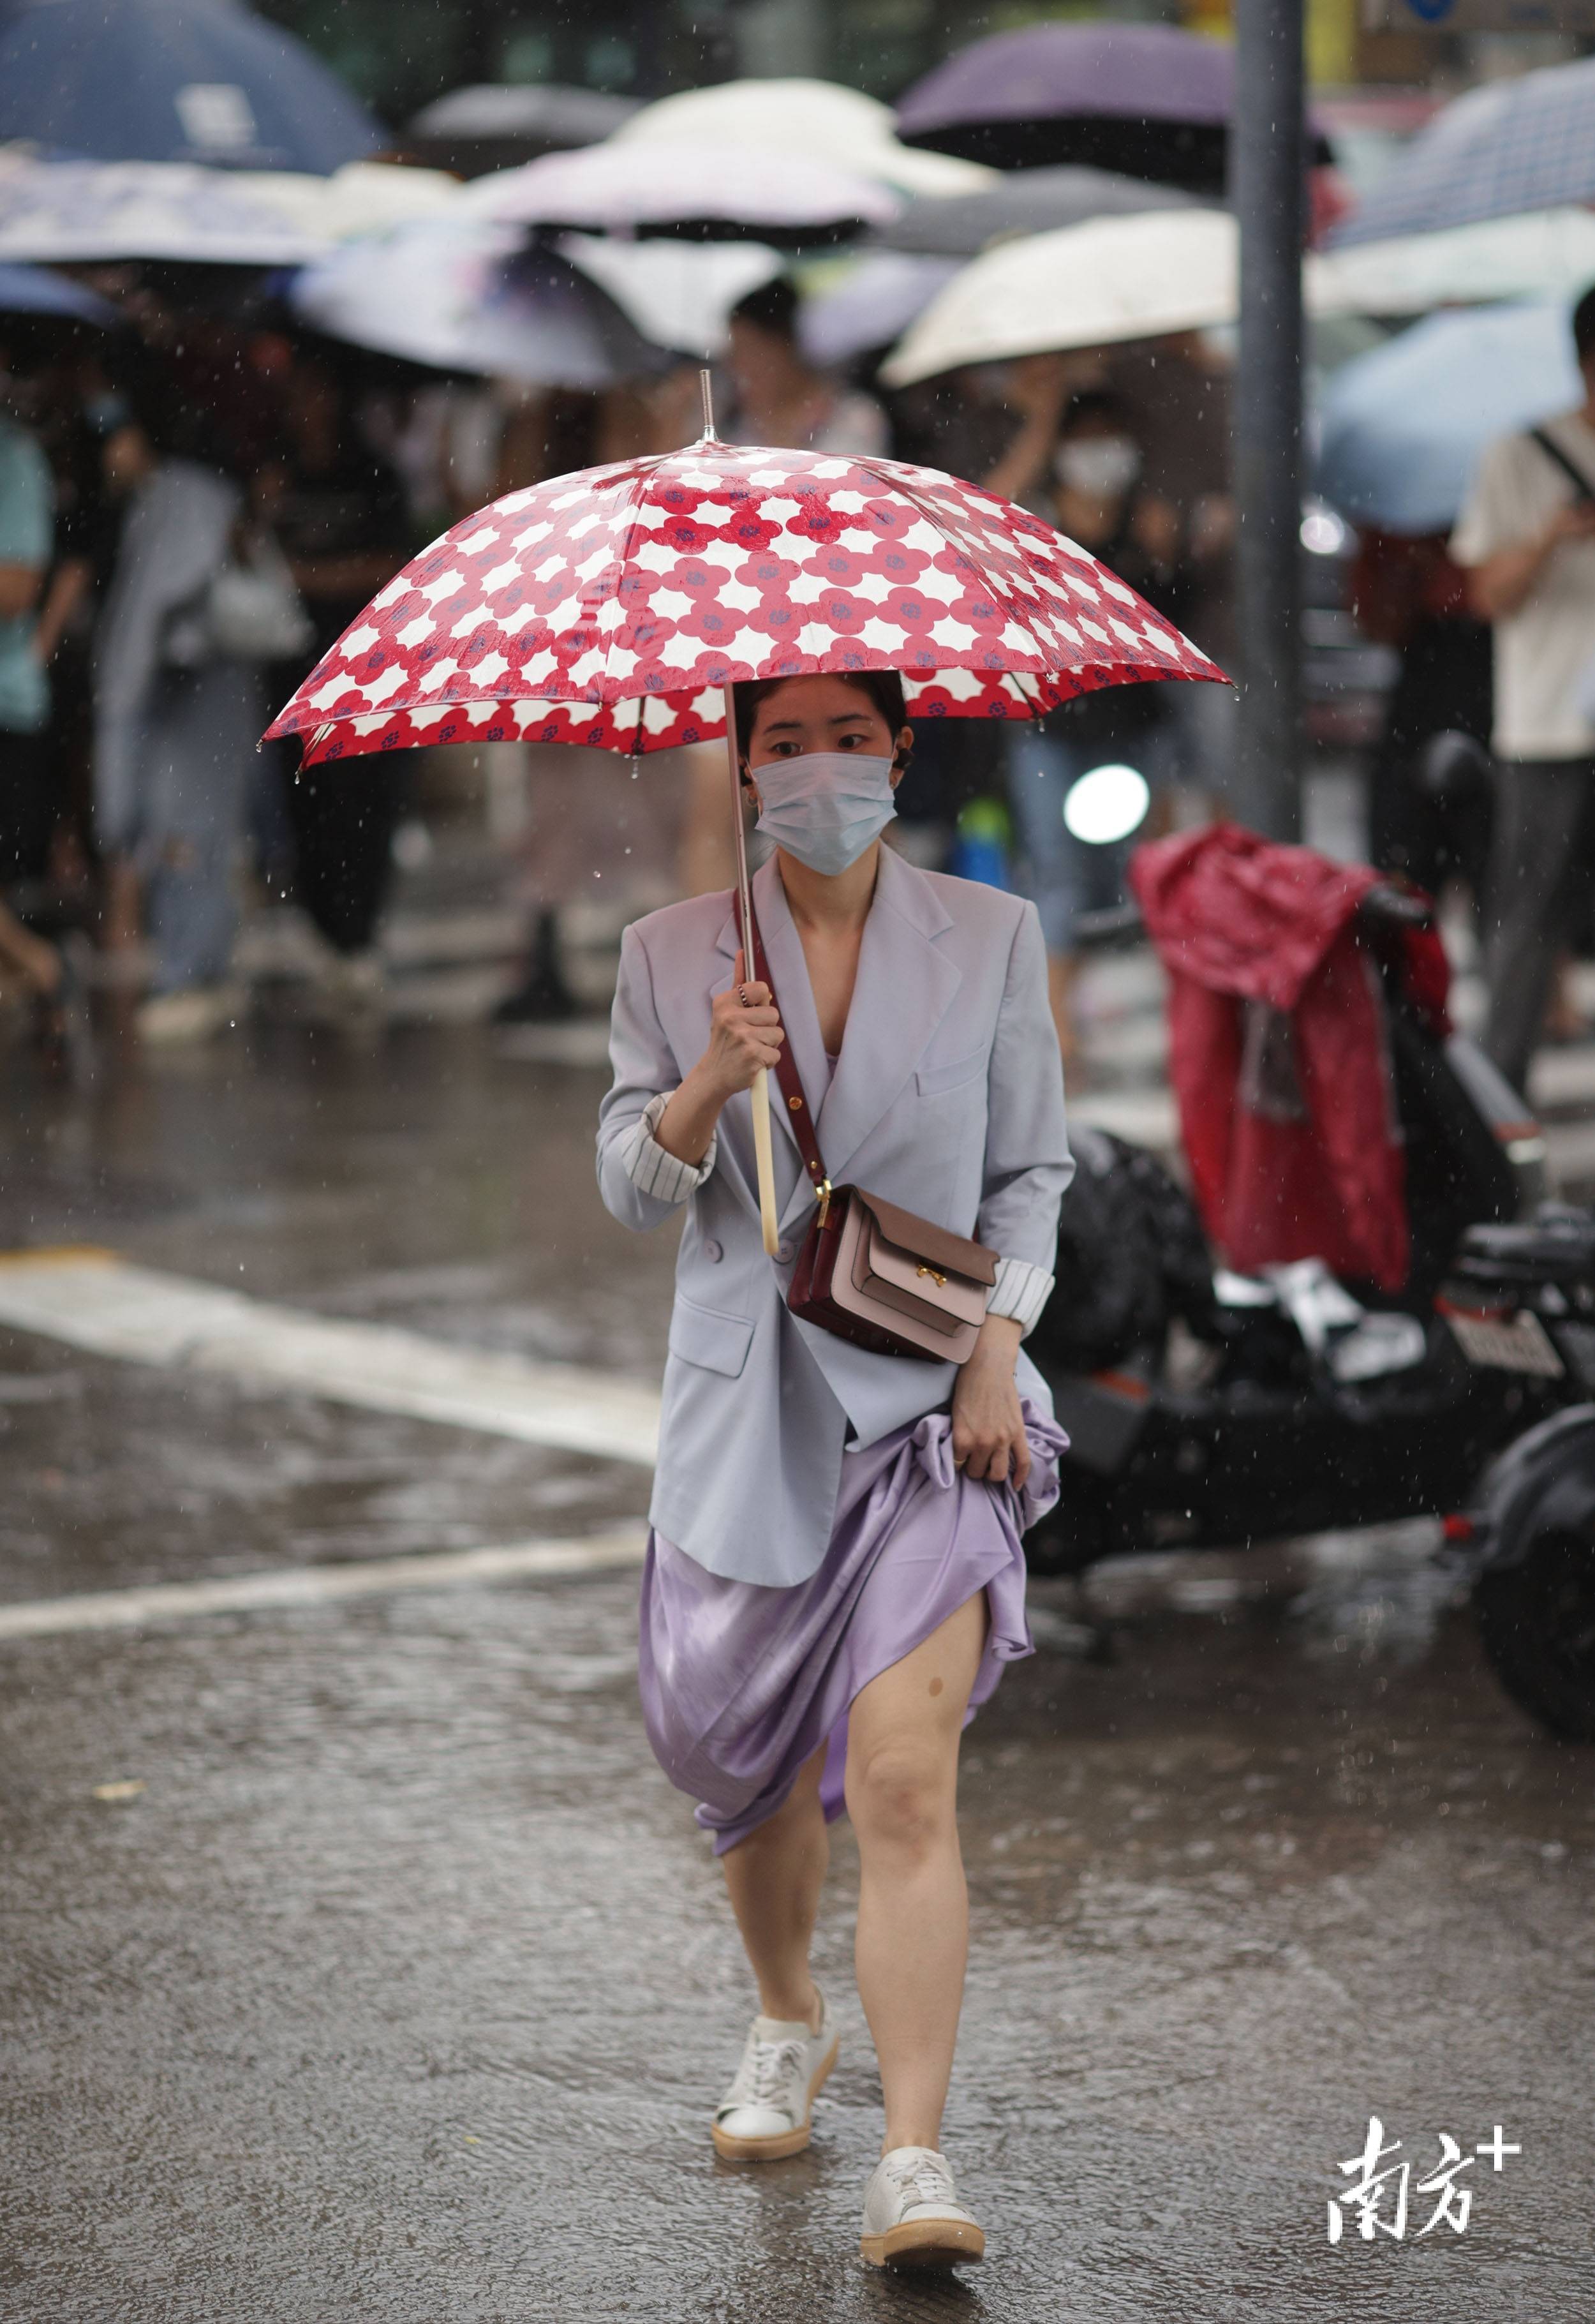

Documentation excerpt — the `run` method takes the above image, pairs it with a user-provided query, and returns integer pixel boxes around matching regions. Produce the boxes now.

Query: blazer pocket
[916,1045,988,1098]
[668,1295,755,1378]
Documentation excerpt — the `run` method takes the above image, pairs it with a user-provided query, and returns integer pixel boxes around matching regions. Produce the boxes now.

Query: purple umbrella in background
[894,22,1332,195]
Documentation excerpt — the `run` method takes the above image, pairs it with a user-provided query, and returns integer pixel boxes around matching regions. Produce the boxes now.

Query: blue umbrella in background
[1316,301,1584,536]
[0,260,119,324]
[1330,55,1595,247]
[0,0,385,173]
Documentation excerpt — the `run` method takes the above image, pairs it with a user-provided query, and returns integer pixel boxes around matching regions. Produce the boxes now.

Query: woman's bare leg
[845,1592,988,2154]
[720,1740,829,2029]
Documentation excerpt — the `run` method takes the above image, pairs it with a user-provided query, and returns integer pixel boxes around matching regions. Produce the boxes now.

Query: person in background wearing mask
[257,348,415,1013]
[597,669,1071,2275]
[0,341,56,948]
[1452,282,1595,1096]
[93,384,260,1043]
[988,382,1188,1062]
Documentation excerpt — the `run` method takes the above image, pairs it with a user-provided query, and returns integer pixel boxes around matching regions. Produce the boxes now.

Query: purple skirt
[637,1397,1068,1854]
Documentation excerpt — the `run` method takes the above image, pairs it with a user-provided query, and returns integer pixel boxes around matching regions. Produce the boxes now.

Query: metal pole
[1231,0,1306,841]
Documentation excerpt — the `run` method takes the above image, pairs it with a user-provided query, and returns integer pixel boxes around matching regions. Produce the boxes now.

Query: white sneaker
[859,2146,986,2270]
[711,1991,838,2162]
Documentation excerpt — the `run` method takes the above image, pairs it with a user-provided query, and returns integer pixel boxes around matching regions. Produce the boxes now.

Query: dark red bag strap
[732,890,831,1198]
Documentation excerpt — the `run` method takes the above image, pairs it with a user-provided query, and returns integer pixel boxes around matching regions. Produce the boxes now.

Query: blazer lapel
[812,845,961,1200]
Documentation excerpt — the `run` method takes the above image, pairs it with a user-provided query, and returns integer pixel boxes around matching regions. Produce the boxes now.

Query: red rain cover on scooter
[1129,824,1425,1292]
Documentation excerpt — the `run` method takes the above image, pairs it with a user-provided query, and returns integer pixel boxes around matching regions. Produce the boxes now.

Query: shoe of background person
[323,948,386,1013]
[135,983,243,1046]
[491,908,579,1024]
[859,2146,986,2270]
[711,1990,838,2162]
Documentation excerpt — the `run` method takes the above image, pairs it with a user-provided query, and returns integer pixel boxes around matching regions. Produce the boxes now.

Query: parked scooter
[1027,866,1595,1741]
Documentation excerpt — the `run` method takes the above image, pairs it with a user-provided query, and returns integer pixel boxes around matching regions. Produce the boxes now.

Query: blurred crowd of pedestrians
[0,275,1242,1065]
[5,264,1595,1095]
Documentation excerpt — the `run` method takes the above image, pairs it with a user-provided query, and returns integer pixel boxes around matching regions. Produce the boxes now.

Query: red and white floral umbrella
[265,428,1222,766]
[266,399,1226,1249]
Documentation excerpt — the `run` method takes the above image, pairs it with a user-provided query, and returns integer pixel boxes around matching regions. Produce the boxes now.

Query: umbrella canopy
[1330,56,1595,248]
[0,153,457,266]
[1316,207,1595,317]
[874,164,1199,258]
[459,142,898,246]
[288,219,665,388]
[798,252,961,368]
[0,0,385,173]
[1316,301,1584,537]
[556,236,783,362]
[265,429,1222,768]
[407,84,638,179]
[0,260,120,323]
[0,153,325,264]
[880,209,1310,387]
[609,78,992,202]
[894,22,1331,193]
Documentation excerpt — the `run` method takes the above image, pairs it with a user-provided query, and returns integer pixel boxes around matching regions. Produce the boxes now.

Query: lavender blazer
[596,844,1073,1586]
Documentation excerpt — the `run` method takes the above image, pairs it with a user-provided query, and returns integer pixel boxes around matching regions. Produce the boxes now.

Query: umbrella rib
[848,452,1191,703]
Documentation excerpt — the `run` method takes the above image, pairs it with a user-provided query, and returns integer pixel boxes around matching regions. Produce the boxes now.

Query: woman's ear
[890,724,914,784]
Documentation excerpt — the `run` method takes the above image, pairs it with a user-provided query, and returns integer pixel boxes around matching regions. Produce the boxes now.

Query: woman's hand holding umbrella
[652,950,784,1173]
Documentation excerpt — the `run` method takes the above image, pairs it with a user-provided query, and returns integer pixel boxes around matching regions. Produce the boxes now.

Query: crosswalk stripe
[0,1527,651,1640]
[0,1251,660,1468]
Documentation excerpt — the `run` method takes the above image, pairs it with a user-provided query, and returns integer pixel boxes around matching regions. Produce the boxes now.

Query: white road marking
[0,1252,660,1467]
[0,1527,649,1640]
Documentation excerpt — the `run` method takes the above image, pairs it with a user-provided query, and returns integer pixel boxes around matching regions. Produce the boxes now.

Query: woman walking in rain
[596,667,1071,2271]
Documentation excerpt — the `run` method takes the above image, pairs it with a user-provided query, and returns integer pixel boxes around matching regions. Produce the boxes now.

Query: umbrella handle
[750,1068,780,1258]
[722,678,781,1258]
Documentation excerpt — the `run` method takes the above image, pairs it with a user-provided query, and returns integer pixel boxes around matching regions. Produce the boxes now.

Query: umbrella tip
[698,366,718,441]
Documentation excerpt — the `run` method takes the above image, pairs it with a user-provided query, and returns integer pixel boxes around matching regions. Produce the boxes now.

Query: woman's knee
[845,1738,956,1858]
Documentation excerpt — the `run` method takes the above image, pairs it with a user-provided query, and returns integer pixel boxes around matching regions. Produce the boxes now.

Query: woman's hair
[733,670,909,775]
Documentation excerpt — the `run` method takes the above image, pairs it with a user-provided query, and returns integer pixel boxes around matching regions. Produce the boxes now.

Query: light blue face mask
[750,751,898,877]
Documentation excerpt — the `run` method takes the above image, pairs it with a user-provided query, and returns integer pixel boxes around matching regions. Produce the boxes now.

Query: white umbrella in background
[609,77,993,200]
[0,150,458,265]
[880,209,1339,385]
[556,234,783,359]
[459,139,899,242]
[0,151,325,264]
[239,161,460,242]
[1316,208,1595,318]
[288,216,662,385]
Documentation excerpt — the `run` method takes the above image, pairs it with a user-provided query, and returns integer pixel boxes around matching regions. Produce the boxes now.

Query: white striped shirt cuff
[986,1255,1055,1337]
[619,1089,716,1205]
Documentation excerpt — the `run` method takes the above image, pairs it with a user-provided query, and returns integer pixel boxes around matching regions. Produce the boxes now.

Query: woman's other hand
[654,949,784,1165]
[951,1315,1030,1493]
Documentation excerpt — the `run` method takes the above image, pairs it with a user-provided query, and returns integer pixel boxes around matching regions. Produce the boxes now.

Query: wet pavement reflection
[1,1027,1592,2321]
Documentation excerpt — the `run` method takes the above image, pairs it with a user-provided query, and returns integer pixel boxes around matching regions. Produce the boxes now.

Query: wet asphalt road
[2,1020,1594,2324]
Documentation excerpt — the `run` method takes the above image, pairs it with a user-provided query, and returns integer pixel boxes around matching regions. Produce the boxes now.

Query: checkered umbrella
[266,387,1224,1250]
[1331,54,1595,248]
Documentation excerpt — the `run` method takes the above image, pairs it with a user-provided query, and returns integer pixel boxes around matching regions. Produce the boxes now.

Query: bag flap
[852,1188,998,1286]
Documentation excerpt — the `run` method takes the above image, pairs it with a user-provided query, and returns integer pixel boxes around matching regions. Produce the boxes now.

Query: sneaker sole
[860,2219,986,2270]
[711,2033,838,2162]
